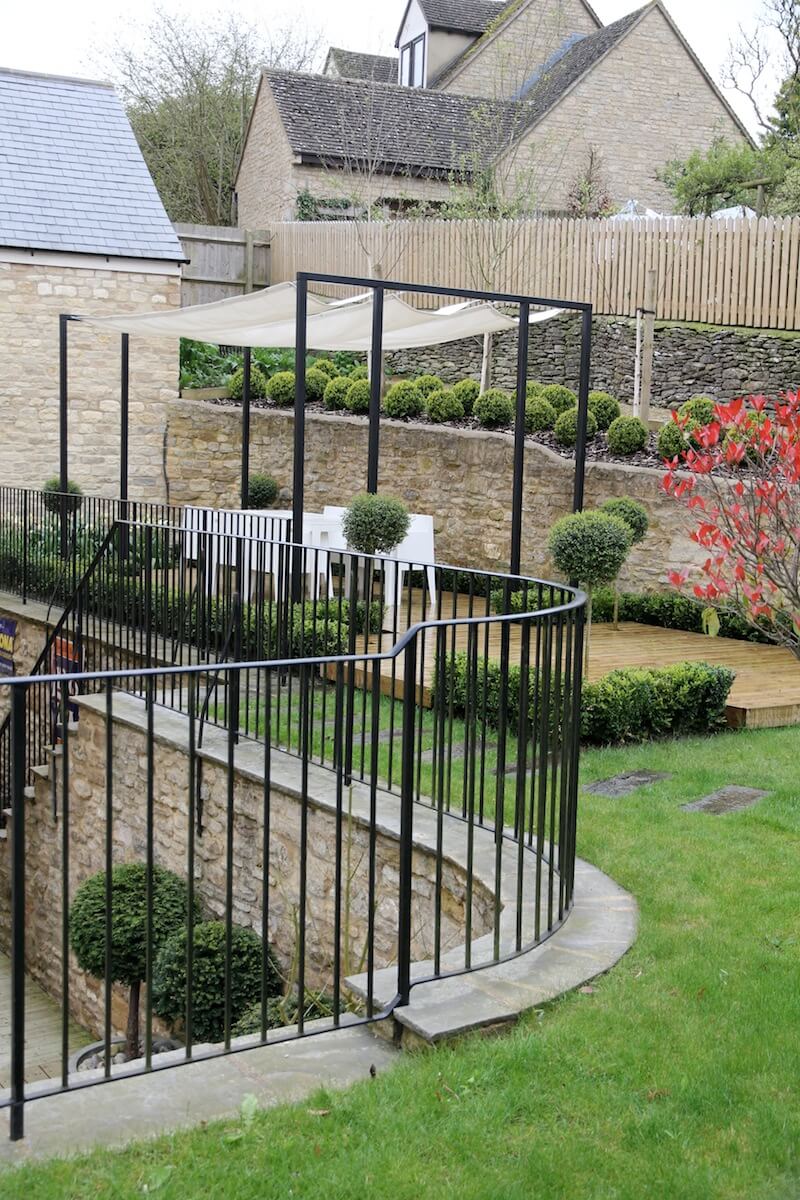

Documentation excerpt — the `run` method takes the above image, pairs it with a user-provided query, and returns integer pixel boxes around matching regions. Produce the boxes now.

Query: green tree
[658,139,780,217]
[102,8,321,224]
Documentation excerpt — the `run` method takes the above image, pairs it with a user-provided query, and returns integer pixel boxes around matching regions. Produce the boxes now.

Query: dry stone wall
[165,400,705,592]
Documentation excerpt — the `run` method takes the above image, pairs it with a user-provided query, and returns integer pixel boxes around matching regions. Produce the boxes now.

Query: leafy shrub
[540,384,578,414]
[42,476,83,515]
[413,374,444,397]
[581,662,734,743]
[310,358,338,378]
[587,391,621,431]
[252,348,294,377]
[323,376,352,411]
[679,395,716,425]
[266,371,296,407]
[246,473,279,510]
[233,991,336,1036]
[606,415,648,455]
[554,406,597,447]
[304,367,330,402]
[425,388,465,423]
[179,338,241,390]
[349,364,369,380]
[600,497,648,543]
[525,396,557,433]
[384,380,424,419]
[342,493,410,555]
[452,378,480,415]
[344,379,372,414]
[526,381,545,398]
[548,510,632,588]
[70,863,197,1058]
[474,388,514,428]
[228,364,269,401]
[151,921,281,1045]
[591,587,769,642]
[657,419,687,460]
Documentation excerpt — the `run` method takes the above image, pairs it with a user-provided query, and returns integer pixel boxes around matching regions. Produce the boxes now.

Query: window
[400,34,425,87]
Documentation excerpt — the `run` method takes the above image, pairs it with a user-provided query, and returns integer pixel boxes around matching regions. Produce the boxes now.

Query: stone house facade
[235,0,751,227]
[0,68,183,500]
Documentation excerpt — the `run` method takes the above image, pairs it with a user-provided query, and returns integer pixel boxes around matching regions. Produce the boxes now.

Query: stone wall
[0,697,493,1041]
[385,314,800,408]
[164,399,704,592]
[0,257,179,500]
[0,607,46,722]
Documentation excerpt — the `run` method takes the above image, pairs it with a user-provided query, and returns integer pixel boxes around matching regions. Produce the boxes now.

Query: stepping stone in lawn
[682,786,770,814]
[585,770,673,798]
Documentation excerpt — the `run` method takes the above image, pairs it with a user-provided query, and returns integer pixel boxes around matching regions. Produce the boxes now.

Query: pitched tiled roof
[0,67,184,261]
[419,0,509,34]
[265,69,522,177]
[326,48,397,84]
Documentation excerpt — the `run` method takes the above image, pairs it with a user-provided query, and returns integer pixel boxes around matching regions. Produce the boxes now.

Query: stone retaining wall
[386,314,800,407]
[165,400,703,592]
[0,698,493,1041]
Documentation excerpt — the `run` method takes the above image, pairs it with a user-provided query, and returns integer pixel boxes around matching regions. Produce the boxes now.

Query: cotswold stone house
[0,68,183,499]
[235,0,751,225]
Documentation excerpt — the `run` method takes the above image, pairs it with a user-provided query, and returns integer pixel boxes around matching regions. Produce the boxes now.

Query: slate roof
[265,69,523,177]
[418,0,509,34]
[0,67,184,261]
[325,47,397,84]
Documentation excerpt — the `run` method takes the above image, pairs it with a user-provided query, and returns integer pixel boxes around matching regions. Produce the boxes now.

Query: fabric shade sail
[78,281,560,350]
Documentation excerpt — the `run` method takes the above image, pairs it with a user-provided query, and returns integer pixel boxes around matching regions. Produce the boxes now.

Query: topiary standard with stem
[69,863,198,1060]
[600,497,649,628]
[151,920,281,1045]
[246,473,279,510]
[342,493,410,556]
[548,510,633,668]
[42,476,83,515]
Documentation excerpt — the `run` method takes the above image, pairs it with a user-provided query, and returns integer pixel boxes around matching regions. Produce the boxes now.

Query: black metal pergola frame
[57,271,592,573]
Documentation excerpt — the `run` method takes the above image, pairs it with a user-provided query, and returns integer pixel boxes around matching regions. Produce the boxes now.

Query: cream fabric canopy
[80,281,561,350]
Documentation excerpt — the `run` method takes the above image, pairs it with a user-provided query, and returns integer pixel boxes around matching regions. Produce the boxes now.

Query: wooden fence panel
[266,215,800,330]
[175,223,271,306]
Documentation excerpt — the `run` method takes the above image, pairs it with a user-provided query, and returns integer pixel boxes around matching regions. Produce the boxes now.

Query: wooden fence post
[637,269,657,423]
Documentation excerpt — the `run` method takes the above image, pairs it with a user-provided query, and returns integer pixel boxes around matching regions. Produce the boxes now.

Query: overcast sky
[2,0,775,136]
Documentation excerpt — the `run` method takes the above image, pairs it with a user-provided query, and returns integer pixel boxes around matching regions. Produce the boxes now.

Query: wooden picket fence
[268,215,800,330]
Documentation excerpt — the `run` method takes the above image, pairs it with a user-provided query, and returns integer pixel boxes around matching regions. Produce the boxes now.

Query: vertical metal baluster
[397,637,417,1008]
[260,667,272,1042]
[145,676,154,1069]
[9,684,27,1141]
[332,663,344,1025]
[297,663,310,1033]
[515,619,531,952]
[186,676,196,1060]
[225,665,236,1051]
[104,681,114,1078]
[60,679,70,1086]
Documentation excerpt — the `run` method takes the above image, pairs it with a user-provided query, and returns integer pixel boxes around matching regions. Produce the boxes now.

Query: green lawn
[6,727,800,1199]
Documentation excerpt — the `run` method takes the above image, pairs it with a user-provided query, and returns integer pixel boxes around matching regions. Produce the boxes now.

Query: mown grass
[5,726,800,1199]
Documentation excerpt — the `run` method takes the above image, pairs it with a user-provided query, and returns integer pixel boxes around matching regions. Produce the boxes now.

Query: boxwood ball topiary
[344,379,372,414]
[425,388,465,423]
[42,476,83,515]
[246,473,279,509]
[474,388,514,428]
[606,415,648,455]
[452,378,480,415]
[349,364,368,380]
[310,358,338,378]
[587,390,621,431]
[384,380,424,419]
[525,396,557,433]
[151,920,280,1045]
[540,384,578,414]
[323,375,352,411]
[304,367,330,402]
[265,370,295,407]
[657,419,687,460]
[601,496,649,543]
[548,510,633,589]
[70,863,198,1058]
[679,395,716,425]
[342,493,410,555]
[228,364,269,401]
[413,374,444,397]
[554,406,597,447]
[526,380,545,399]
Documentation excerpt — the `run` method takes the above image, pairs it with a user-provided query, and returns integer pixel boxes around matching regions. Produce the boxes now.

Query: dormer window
[400,34,425,87]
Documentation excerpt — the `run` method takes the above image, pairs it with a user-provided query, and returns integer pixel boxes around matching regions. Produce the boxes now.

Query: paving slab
[585,770,673,798]
[0,1021,395,1165]
[682,785,770,814]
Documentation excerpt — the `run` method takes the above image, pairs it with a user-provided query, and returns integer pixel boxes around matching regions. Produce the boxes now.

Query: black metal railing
[0,522,584,1142]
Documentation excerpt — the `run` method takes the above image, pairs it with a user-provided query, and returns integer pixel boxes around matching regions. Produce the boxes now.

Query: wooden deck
[0,953,87,1089]
[358,593,800,730]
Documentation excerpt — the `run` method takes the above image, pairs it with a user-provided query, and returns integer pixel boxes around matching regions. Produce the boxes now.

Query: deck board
[0,953,87,1089]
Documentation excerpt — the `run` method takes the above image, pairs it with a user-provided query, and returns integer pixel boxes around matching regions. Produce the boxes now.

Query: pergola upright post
[241,347,251,509]
[120,333,129,557]
[367,287,384,494]
[510,301,530,576]
[572,307,593,513]
[58,313,70,560]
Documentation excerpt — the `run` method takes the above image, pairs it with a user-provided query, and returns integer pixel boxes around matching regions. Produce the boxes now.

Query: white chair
[322,506,437,610]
